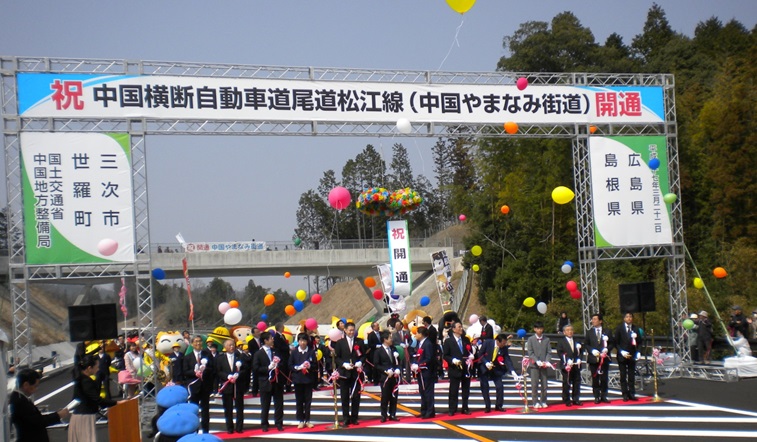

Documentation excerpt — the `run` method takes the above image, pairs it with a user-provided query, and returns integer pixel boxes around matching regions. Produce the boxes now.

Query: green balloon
[663,193,677,204]
[682,319,694,330]
[294,238,302,246]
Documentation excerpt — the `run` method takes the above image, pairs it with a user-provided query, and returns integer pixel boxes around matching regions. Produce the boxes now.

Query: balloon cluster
[356,187,422,216]
[218,300,243,325]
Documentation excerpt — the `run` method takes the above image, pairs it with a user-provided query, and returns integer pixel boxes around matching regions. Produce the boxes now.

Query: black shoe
[495,407,504,412]
[421,414,434,419]
[484,407,491,413]
[236,428,244,433]
[389,416,400,421]
[623,396,629,402]
[380,417,387,423]
[276,424,284,431]
[448,411,455,416]
[227,430,234,434]
[594,398,601,404]
[462,410,471,415]
[261,427,269,433]
[629,395,638,401]
[340,420,350,427]
[564,402,573,407]
[573,401,583,406]
[351,419,360,426]
[601,398,611,403]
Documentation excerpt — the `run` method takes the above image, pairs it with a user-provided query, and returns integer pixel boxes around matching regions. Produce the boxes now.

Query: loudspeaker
[92,303,118,340]
[618,282,656,314]
[68,305,95,341]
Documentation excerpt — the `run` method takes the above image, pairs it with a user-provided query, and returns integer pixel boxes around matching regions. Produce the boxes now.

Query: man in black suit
[10,368,70,442]
[366,321,382,384]
[374,330,401,422]
[443,321,473,415]
[96,344,113,399]
[169,342,185,386]
[614,312,640,401]
[556,324,583,406]
[215,339,250,434]
[334,322,365,426]
[586,313,613,403]
[253,331,285,431]
[273,323,292,393]
[247,327,262,396]
[479,315,495,343]
[422,316,443,379]
[183,335,215,434]
[412,326,436,419]
[479,333,516,412]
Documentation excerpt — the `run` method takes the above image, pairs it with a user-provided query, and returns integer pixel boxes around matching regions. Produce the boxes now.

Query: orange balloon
[364,277,376,288]
[589,125,597,134]
[285,305,296,316]
[500,205,510,215]
[284,271,291,278]
[264,294,275,307]
[713,267,728,279]
[229,300,239,308]
[504,121,518,134]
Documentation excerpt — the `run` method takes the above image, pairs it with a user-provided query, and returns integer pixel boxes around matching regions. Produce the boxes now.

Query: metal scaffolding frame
[2,56,697,418]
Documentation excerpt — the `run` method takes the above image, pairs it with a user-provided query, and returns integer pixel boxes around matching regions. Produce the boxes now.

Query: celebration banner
[431,250,454,308]
[20,132,134,264]
[387,220,412,298]
[589,136,673,247]
[184,241,266,252]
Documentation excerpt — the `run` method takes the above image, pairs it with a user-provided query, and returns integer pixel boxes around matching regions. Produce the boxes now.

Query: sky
[1,1,755,292]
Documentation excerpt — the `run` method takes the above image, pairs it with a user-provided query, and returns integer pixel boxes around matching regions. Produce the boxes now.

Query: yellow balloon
[296,289,307,301]
[357,322,372,340]
[523,297,536,308]
[472,264,480,272]
[551,186,575,205]
[471,245,483,256]
[445,0,476,14]
[316,349,323,361]
[693,277,704,289]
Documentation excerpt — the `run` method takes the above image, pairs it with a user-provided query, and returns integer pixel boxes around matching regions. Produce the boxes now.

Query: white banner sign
[185,241,267,253]
[431,250,454,307]
[387,220,412,298]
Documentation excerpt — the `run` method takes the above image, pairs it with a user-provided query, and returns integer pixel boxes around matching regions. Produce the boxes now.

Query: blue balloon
[648,158,660,170]
[517,328,527,338]
[390,292,400,300]
[152,268,166,280]
[564,260,574,268]
[261,313,268,321]
[419,296,430,307]
[340,317,347,324]
[293,300,304,312]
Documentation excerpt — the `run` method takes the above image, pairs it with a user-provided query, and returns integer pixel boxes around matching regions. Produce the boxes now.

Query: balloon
[364,277,376,288]
[566,281,578,292]
[396,118,412,134]
[713,267,727,279]
[648,158,660,170]
[552,186,575,205]
[693,277,704,289]
[420,296,430,307]
[328,328,343,342]
[296,290,307,301]
[328,186,352,210]
[589,125,597,134]
[504,121,518,134]
[293,238,302,247]
[285,305,296,316]
[218,302,230,315]
[523,297,536,308]
[293,300,304,312]
[257,321,267,331]
[570,290,582,300]
[469,314,479,325]
[261,313,268,321]
[316,349,323,361]
[682,319,694,330]
[264,294,275,307]
[472,264,480,272]
[305,318,318,330]
[663,193,677,204]
[561,264,572,274]
[229,300,239,308]
[97,238,118,256]
[459,214,466,222]
[311,293,322,304]
[471,245,482,256]
[517,328,527,338]
[224,308,242,325]
[445,0,476,14]
[564,260,574,268]
[284,272,291,278]
[536,302,547,315]
[500,205,510,215]
[152,268,166,280]
[516,77,528,91]
[373,289,384,300]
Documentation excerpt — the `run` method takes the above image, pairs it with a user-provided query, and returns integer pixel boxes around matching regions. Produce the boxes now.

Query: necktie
[596,328,601,340]
[386,346,393,364]
[627,326,632,335]
[492,346,498,362]
[266,347,272,361]
[458,338,463,352]
[195,352,201,364]
[567,338,573,350]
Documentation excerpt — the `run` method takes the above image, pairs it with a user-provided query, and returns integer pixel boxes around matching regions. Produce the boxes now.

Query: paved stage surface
[36,371,757,442]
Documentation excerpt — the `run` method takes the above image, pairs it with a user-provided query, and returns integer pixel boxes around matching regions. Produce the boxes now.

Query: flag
[119,277,128,317]
[183,258,194,321]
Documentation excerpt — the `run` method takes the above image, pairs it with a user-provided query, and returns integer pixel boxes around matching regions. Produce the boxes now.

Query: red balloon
[257,321,267,331]
[566,280,578,292]
[570,290,581,300]
[311,293,322,304]
[328,186,352,210]
[372,289,384,300]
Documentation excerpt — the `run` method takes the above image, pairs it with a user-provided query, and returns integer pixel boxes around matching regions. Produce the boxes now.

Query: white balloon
[224,307,243,325]
[396,118,412,134]
[537,302,548,315]
[561,264,572,274]
[469,314,479,325]
[218,302,230,315]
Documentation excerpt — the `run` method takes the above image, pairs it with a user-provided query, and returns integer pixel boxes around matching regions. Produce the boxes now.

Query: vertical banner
[378,263,405,314]
[20,132,134,264]
[387,220,412,298]
[589,136,673,247]
[182,258,194,322]
[431,250,454,308]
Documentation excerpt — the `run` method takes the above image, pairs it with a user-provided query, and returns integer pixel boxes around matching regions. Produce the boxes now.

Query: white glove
[485,362,493,370]
[601,348,608,355]
[468,354,475,360]
[536,360,544,367]
[385,369,393,375]
[227,374,234,380]
[400,343,407,348]
[621,350,629,358]
[452,358,461,365]
[566,360,573,367]
[576,359,582,366]
[592,349,600,357]
[510,370,518,378]
[343,362,353,370]
[411,363,419,372]
[575,343,582,351]
[354,361,362,369]
[635,352,641,360]
[268,362,276,370]
[200,358,208,366]
[393,352,400,359]
[394,368,401,377]
[631,332,637,339]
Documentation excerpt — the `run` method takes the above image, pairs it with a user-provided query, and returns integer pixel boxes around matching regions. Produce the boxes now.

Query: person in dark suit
[412,326,436,419]
[183,335,215,434]
[374,330,401,422]
[586,313,613,403]
[479,315,495,343]
[290,333,317,428]
[479,333,516,412]
[247,327,262,396]
[95,344,112,400]
[169,342,185,386]
[334,322,365,427]
[366,321,382,384]
[614,312,640,401]
[10,368,70,442]
[215,339,250,434]
[556,324,583,406]
[252,331,285,432]
[422,316,443,379]
[443,321,473,415]
[273,323,292,393]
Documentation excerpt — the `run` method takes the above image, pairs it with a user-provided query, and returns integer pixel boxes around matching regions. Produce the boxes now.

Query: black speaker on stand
[68,303,118,341]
